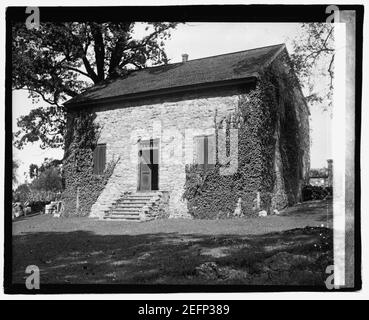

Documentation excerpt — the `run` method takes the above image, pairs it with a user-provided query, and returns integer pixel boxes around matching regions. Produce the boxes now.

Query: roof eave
[64,76,258,110]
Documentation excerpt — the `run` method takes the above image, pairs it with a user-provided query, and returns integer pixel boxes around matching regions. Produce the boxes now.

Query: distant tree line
[13,158,63,203]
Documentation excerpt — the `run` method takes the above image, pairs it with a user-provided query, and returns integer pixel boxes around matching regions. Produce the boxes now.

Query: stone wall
[178,54,310,218]
[89,87,248,218]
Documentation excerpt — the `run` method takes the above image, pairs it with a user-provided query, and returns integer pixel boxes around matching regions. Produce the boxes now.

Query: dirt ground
[12,200,333,286]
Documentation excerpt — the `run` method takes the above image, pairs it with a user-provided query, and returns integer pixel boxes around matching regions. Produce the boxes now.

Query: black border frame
[4,4,363,294]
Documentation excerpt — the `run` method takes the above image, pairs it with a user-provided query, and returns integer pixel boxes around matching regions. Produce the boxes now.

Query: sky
[12,22,332,184]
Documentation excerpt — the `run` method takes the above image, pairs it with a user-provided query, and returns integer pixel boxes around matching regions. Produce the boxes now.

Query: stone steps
[103,214,141,221]
[112,207,142,212]
[117,199,150,205]
[103,191,161,221]
[115,203,146,208]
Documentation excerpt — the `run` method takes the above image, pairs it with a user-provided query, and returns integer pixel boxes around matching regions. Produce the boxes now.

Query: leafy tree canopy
[12,22,179,149]
[29,158,63,179]
[28,158,63,192]
[290,23,335,109]
[14,183,31,202]
[13,159,19,187]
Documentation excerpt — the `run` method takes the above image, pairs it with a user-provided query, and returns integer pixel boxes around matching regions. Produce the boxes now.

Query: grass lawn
[12,200,333,286]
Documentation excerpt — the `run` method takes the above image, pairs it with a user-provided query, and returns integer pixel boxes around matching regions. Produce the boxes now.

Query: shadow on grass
[280,200,333,218]
[12,226,333,286]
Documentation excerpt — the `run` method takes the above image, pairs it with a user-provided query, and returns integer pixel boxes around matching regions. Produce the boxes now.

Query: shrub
[28,158,63,192]
[14,183,31,203]
[25,200,50,213]
[302,185,332,201]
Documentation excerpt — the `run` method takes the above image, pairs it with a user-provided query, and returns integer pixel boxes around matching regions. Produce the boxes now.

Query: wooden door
[139,149,151,191]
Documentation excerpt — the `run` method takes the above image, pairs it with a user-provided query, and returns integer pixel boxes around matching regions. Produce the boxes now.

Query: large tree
[29,158,63,192]
[290,23,335,110]
[12,22,179,149]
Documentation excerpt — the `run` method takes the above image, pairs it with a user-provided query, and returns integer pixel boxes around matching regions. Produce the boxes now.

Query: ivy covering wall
[183,57,306,219]
[62,110,117,216]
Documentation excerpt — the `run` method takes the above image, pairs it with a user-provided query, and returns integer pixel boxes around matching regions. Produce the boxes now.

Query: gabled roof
[65,43,286,107]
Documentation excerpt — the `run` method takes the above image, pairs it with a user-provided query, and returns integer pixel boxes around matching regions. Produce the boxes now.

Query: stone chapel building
[63,43,310,221]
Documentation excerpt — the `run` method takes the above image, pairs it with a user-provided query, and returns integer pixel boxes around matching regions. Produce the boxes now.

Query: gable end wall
[88,88,247,218]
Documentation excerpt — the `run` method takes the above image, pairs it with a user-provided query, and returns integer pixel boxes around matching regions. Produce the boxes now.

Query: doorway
[138,139,159,191]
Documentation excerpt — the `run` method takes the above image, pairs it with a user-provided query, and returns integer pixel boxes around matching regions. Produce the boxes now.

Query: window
[194,134,215,170]
[93,143,106,175]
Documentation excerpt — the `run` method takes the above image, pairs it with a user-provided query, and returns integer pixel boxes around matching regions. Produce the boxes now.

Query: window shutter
[204,136,209,169]
[207,134,216,168]
[93,147,98,174]
[93,144,106,174]
[100,144,106,174]
[193,136,205,166]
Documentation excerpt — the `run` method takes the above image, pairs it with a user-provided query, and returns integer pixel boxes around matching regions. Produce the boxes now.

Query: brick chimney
[182,53,189,63]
